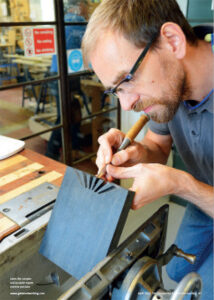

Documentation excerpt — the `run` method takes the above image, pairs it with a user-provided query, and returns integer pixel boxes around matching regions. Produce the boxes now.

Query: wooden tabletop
[0,43,14,48]
[12,59,50,72]
[4,54,52,62]
[0,149,66,242]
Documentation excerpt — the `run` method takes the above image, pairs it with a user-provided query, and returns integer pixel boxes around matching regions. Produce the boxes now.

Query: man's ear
[160,22,186,59]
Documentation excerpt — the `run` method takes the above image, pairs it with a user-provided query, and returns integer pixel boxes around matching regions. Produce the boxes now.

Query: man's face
[90,31,189,123]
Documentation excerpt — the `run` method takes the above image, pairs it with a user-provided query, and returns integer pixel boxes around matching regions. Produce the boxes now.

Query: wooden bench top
[0,149,66,242]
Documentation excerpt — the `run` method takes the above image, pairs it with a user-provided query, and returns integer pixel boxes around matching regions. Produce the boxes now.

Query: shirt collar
[183,92,213,114]
[205,93,213,113]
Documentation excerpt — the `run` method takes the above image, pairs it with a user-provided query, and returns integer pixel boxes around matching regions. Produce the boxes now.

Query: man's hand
[96,128,173,180]
[96,128,149,180]
[106,163,174,209]
[106,163,214,218]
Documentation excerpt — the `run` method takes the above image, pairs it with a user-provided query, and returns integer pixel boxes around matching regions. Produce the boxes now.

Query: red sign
[33,28,55,55]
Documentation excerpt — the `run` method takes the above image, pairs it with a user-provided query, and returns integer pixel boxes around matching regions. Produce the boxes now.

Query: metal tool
[58,204,169,300]
[57,205,202,300]
[112,257,201,300]
[111,244,199,300]
[97,112,150,178]
[0,183,59,227]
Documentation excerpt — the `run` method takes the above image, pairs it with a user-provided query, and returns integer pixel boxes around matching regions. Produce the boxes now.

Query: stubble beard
[133,63,191,123]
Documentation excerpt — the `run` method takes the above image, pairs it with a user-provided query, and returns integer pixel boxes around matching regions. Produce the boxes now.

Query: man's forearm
[139,130,172,165]
[139,140,169,164]
[171,168,214,218]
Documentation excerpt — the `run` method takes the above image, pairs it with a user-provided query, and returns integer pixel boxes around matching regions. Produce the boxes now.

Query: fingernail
[106,155,110,163]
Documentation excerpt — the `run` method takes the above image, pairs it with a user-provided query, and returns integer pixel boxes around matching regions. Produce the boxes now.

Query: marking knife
[97,112,150,178]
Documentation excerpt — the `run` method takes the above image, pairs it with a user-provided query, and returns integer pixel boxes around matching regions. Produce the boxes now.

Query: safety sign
[67,49,84,73]
[23,27,56,56]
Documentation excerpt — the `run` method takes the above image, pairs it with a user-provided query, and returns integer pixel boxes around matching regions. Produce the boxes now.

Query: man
[82,0,213,298]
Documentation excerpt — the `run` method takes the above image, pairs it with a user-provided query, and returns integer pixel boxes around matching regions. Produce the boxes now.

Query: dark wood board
[40,166,134,280]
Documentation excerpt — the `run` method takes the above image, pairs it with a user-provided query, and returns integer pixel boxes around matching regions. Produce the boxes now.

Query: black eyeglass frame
[104,34,158,97]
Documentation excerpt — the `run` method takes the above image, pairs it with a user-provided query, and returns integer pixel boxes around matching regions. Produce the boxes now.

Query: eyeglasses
[104,34,158,97]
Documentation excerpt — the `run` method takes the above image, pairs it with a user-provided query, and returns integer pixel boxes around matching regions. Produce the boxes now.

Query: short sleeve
[148,120,170,135]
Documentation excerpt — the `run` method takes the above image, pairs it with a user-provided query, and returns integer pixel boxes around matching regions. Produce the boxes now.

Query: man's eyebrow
[105,70,129,90]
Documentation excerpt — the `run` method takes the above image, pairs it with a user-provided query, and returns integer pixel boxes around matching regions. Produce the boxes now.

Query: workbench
[0,149,66,276]
[0,149,189,299]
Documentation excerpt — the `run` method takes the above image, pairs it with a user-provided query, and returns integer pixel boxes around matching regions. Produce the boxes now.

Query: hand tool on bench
[97,112,150,178]
[40,166,135,280]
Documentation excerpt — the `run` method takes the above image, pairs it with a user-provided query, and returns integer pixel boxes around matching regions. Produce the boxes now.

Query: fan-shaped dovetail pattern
[83,172,88,188]
[91,177,100,191]
[97,184,116,194]
[88,175,94,189]
[93,180,107,192]
[74,170,84,187]
[74,171,116,194]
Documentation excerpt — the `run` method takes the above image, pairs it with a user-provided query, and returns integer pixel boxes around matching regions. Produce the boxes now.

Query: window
[0,0,119,171]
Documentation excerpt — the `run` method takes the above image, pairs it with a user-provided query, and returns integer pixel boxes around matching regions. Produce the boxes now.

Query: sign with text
[67,49,84,73]
[23,27,56,56]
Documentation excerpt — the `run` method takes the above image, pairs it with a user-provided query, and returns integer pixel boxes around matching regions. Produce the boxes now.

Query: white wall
[41,0,55,21]
[29,0,55,22]
[176,0,188,15]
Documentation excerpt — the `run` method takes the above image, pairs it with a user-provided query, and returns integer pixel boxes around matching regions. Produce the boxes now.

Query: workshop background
[0,0,213,297]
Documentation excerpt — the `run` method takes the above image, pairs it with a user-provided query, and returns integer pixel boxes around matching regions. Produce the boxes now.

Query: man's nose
[119,93,140,111]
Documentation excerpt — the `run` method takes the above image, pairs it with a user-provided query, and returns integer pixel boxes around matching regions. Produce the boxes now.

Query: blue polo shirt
[149,92,213,186]
[148,35,213,297]
[149,88,214,299]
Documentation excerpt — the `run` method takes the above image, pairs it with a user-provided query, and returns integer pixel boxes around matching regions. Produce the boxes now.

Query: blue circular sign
[68,50,83,72]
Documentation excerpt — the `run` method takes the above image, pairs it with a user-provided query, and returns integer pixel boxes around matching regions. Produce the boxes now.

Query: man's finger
[98,129,125,162]
[111,144,139,165]
[97,142,112,165]
[106,164,142,179]
[111,150,129,165]
[96,147,107,172]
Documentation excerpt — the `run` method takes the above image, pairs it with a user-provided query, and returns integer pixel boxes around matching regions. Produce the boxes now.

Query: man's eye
[123,80,133,89]
[116,87,124,94]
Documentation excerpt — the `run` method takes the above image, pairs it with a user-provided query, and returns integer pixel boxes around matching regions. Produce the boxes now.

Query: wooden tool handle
[126,113,149,141]
[97,113,149,178]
